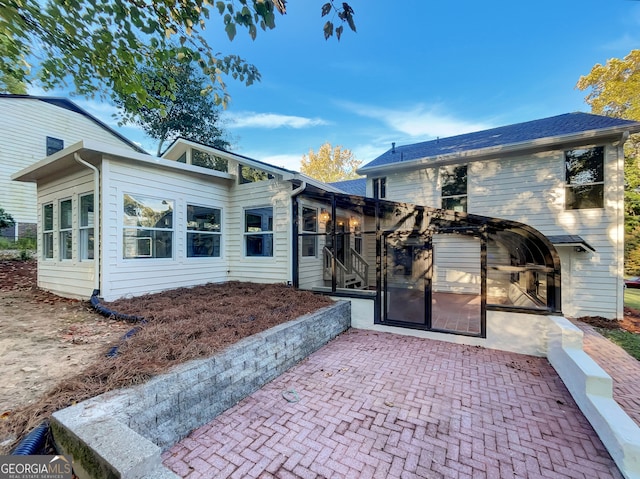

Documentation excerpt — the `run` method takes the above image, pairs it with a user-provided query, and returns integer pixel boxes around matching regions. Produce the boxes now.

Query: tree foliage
[577,49,640,274]
[0,207,15,230]
[576,50,640,120]
[0,0,357,109]
[113,59,229,156]
[300,142,361,182]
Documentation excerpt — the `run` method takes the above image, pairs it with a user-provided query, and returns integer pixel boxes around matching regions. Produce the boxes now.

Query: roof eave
[357,124,640,176]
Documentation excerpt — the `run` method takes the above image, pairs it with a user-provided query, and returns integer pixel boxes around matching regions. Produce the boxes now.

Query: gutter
[357,125,640,176]
[73,153,100,292]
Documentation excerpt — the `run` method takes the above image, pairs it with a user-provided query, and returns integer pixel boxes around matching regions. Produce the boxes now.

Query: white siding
[0,98,137,224]
[225,175,292,284]
[380,143,624,319]
[37,169,96,298]
[100,158,231,301]
[432,234,481,294]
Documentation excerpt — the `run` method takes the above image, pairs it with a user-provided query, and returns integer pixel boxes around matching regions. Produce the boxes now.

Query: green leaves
[0,1,357,108]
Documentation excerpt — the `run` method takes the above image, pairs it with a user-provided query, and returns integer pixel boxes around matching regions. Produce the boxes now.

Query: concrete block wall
[51,301,350,479]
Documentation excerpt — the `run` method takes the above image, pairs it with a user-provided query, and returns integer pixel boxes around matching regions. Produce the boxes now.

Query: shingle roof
[329,178,367,196]
[360,112,640,171]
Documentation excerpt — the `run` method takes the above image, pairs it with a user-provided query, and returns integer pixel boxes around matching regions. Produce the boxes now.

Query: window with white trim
[43,203,54,259]
[79,193,94,260]
[441,164,467,212]
[123,194,174,259]
[301,206,317,257]
[373,177,386,199]
[565,146,604,209]
[245,207,273,257]
[59,198,73,260]
[187,205,221,257]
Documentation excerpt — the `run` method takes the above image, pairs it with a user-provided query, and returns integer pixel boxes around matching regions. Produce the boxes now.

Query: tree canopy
[577,49,640,273]
[300,142,361,182]
[113,59,229,156]
[0,207,15,230]
[0,1,357,110]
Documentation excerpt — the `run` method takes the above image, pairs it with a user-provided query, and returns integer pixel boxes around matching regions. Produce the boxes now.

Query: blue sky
[39,0,640,171]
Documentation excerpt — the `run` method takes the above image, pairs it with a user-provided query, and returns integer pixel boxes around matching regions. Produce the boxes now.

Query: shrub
[0,208,15,230]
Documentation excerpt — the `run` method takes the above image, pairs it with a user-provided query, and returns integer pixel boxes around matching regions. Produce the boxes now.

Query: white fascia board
[357,126,640,176]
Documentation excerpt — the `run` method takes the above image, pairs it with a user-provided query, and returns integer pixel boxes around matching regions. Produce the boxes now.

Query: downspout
[290,181,307,288]
[73,153,100,293]
[616,131,630,319]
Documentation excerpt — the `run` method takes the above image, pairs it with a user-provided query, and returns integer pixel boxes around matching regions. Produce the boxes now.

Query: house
[0,94,145,240]
[356,112,640,320]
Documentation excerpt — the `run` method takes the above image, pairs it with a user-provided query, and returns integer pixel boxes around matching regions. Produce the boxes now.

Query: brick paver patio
[162,329,623,478]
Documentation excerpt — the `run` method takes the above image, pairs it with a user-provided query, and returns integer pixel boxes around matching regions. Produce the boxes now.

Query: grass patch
[624,288,640,311]
[599,328,640,361]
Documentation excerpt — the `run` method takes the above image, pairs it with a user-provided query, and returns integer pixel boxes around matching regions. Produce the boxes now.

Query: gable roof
[0,94,147,154]
[329,178,367,196]
[359,112,640,174]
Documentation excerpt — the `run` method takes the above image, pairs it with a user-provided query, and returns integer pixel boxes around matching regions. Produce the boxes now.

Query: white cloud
[340,102,493,140]
[224,111,329,129]
[599,34,640,53]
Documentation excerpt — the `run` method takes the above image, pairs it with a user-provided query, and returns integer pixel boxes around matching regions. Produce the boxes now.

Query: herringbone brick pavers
[162,329,623,478]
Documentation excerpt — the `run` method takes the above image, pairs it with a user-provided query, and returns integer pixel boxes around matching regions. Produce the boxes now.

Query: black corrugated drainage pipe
[90,290,146,357]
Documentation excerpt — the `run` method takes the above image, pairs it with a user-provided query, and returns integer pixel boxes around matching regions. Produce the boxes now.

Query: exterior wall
[36,168,96,298]
[100,158,231,301]
[432,234,481,294]
[375,143,624,319]
[225,167,292,284]
[297,198,328,290]
[0,98,138,227]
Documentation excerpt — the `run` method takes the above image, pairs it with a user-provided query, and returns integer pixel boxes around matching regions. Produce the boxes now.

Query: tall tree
[300,143,361,182]
[0,1,357,111]
[577,49,640,273]
[113,59,230,156]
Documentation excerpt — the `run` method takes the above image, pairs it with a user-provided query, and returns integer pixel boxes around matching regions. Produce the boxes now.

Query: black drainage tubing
[90,289,145,323]
[12,421,49,455]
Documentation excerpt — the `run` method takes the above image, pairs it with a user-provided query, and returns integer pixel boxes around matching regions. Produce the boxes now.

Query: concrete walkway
[162,329,625,478]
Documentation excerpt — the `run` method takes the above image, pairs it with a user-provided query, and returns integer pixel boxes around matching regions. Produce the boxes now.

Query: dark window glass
[441,165,467,212]
[373,177,387,199]
[565,147,604,209]
[245,207,274,256]
[46,137,64,156]
[187,205,222,257]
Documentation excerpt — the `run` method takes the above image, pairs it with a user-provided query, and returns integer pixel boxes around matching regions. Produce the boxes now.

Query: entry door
[383,234,431,325]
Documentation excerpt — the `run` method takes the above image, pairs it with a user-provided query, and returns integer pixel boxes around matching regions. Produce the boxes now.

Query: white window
[42,203,54,259]
[373,177,386,199]
[565,147,604,210]
[79,193,94,260]
[301,206,317,257]
[245,207,273,257]
[441,165,467,212]
[59,198,72,260]
[187,205,221,257]
[123,194,174,259]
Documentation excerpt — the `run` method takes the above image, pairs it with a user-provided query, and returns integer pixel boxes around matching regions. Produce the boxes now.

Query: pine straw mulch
[577,307,640,334]
[0,281,333,454]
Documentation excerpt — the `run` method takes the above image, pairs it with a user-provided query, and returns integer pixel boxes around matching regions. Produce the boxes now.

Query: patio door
[383,233,431,325]
[431,233,482,335]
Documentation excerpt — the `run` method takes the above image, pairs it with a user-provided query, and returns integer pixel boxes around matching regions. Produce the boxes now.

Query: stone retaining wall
[51,301,350,479]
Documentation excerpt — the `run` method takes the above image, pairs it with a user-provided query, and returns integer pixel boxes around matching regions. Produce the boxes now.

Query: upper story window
[46,136,64,156]
[441,164,467,212]
[123,194,174,259]
[565,146,604,210]
[239,165,274,184]
[59,198,73,260]
[192,149,228,172]
[245,207,273,256]
[43,203,54,259]
[373,177,386,199]
[79,194,94,260]
[187,205,221,257]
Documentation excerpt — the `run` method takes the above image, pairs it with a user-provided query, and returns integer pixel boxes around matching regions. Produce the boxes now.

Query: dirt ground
[0,260,131,419]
